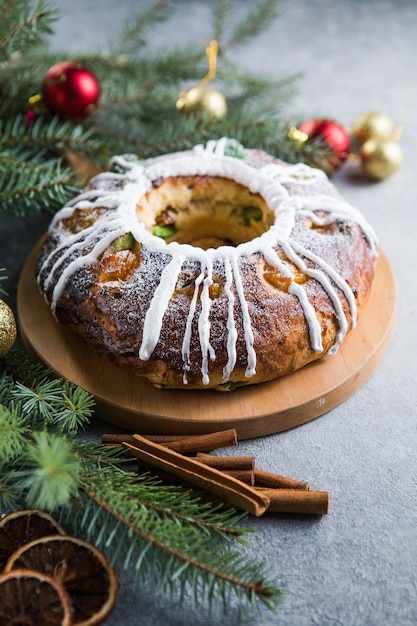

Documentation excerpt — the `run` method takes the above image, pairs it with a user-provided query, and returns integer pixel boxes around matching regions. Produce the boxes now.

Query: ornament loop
[202,40,219,84]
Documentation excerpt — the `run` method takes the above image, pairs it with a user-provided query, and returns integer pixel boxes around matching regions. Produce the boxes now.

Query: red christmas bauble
[298,118,351,170]
[42,61,100,120]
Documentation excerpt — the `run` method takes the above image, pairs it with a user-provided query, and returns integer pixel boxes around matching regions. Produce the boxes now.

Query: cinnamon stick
[194,453,255,485]
[137,461,254,486]
[164,430,238,454]
[195,453,255,471]
[254,469,310,491]
[123,434,269,517]
[102,429,238,454]
[224,470,254,485]
[255,488,329,515]
[102,434,180,445]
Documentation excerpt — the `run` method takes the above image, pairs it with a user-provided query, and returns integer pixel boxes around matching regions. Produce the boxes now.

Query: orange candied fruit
[175,279,221,301]
[263,264,306,292]
[66,207,105,233]
[99,250,140,282]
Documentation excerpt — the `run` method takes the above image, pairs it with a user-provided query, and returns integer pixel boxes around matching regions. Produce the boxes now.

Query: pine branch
[213,0,232,44]
[19,430,82,510]
[71,459,283,612]
[0,0,57,67]
[224,0,281,51]
[0,349,284,615]
[0,115,108,216]
[0,268,7,296]
[0,153,76,215]
[112,0,175,57]
[0,114,106,163]
[1,347,54,388]
[0,403,29,463]
[78,443,249,541]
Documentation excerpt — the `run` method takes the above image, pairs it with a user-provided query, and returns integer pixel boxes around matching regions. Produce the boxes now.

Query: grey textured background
[1,1,417,624]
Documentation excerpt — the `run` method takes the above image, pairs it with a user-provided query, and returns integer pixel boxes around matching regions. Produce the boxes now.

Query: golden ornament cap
[360,138,403,180]
[0,299,17,358]
[176,84,227,119]
[352,111,393,146]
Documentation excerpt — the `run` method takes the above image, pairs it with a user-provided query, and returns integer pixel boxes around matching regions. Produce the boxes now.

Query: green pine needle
[0,268,7,296]
[19,431,81,510]
[12,378,95,432]
[0,0,57,67]
[0,403,29,463]
[224,0,281,50]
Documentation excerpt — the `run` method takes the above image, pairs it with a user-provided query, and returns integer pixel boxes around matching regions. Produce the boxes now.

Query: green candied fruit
[152,224,177,239]
[223,139,245,159]
[219,380,241,391]
[113,232,135,251]
[241,205,263,226]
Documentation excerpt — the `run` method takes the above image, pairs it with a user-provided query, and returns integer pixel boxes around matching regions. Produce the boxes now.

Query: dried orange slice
[0,568,72,626]
[5,534,118,626]
[0,509,66,571]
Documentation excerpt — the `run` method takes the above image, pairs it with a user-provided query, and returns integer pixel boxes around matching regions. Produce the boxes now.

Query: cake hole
[136,176,275,249]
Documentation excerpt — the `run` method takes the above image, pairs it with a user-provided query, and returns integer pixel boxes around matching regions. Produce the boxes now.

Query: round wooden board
[18,241,396,439]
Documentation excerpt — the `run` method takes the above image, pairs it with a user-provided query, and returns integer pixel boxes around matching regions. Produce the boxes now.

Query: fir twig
[0,115,107,215]
[0,154,76,215]
[0,268,7,296]
[224,0,281,51]
[0,348,285,615]
[71,456,283,613]
[0,114,106,163]
[112,0,175,57]
[213,0,232,44]
[0,0,57,67]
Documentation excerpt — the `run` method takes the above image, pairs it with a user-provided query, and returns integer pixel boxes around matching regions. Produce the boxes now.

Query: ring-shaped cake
[36,138,378,390]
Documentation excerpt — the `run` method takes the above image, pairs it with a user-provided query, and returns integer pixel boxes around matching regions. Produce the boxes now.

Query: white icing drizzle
[139,253,185,360]
[231,255,256,378]
[199,258,216,385]
[38,138,379,385]
[281,238,352,354]
[182,270,204,385]
[222,258,238,382]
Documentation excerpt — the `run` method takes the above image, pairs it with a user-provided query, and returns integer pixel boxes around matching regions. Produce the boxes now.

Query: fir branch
[11,378,94,433]
[0,115,107,215]
[54,381,95,432]
[224,0,281,51]
[0,153,76,215]
[0,403,29,463]
[1,346,54,388]
[0,0,57,67]
[0,466,23,510]
[78,442,249,541]
[0,114,106,163]
[19,431,81,510]
[0,268,7,296]
[0,349,284,615]
[213,0,232,44]
[112,0,175,57]
[73,471,283,612]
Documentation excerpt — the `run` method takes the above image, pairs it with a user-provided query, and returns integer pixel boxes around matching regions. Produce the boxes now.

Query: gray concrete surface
[1,1,417,624]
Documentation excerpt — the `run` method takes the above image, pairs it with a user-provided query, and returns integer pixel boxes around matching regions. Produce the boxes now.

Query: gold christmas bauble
[360,138,403,180]
[0,299,17,358]
[176,85,227,119]
[352,111,393,146]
